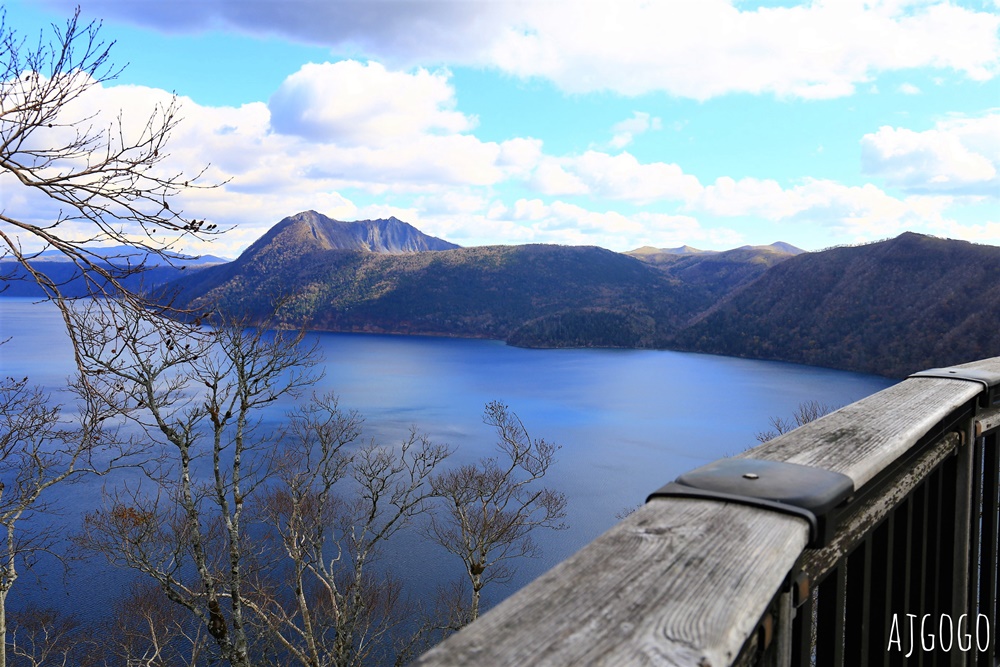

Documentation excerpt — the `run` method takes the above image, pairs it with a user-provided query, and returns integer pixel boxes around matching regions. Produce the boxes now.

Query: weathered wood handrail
[413,357,1000,667]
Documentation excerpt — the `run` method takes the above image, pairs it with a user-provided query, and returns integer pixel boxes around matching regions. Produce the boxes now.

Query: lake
[0,297,895,621]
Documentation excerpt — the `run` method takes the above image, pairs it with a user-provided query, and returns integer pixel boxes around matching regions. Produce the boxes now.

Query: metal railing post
[952,417,975,667]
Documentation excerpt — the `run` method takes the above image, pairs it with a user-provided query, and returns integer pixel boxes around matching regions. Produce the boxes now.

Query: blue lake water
[0,297,895,620]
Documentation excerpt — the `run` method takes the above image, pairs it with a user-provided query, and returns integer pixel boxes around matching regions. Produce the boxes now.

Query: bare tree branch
[754,400,837,443]
[74,303,319,667]
[0,7,223,374]
[428,401,567,623]
[250,395,452,667]
[0,371,136,667]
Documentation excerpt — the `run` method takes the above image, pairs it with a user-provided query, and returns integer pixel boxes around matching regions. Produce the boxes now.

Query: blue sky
[4,0,999,257]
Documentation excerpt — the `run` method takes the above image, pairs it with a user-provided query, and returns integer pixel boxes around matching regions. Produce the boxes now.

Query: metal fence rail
[414,358,1000,667]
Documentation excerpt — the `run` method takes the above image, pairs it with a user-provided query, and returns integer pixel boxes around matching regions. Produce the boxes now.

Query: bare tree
[0,7,219,366]
[754,400,837,443]
[71,302,461,666]
[429,401,567,623]
[98,580,209,667]
[0,374,131,667]
[7,604,97,667]
[74,302,319,667]
[248,394,451,667]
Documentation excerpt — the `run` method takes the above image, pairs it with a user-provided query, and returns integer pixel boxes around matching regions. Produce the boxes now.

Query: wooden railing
[413,357,1000,667]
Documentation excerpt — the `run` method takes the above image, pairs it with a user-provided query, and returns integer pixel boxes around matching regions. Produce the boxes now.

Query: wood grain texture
[976,405,1000,436]
[739,376,979,488]
[414,499,809,667]
[797,431,959,582]
[955,357,1000,375]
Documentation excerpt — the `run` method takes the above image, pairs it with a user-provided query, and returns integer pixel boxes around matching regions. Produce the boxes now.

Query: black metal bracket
[646,458,854,548]
[908,367,1000,408]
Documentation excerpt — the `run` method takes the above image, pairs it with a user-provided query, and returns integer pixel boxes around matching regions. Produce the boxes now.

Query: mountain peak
[760,242,805,255]
[631,244,709,255]
[243,211,459,261]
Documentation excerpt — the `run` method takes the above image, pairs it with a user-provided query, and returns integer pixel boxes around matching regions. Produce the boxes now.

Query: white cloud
[530,160,590,196]
[1,64,531,257]
[49,0,1000,100]
[898,82,921,94]
[496,137,544,177]
[572,152,702,203]
[779,181,952,239]
[609,111,662,149]
[695,177,793,218]
[486,0,1000,99]
[6,43,988,257]
[413,190,490,217]
[530,151,703,203]
[512,198,551,221]
[693,176,955,240]
[486,201,509,220]
[268,60,473,145]
[300,134,509,189]
[546,201,644,236]
[504,198,719,250]
[353,203,421,223]
[861,113,1000,195]
[928,219,1000,245]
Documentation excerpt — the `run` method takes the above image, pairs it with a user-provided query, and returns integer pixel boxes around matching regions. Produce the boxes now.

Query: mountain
[171,238,708,346]
[628,242,802,300]
[19,210,995,379]
[29,246,231,265]
[170,215,1000,377]
[241,210,459,259]
[627,242,802,265]
[1,212,455,300]
[0,248,227,298]
[671,232,1000,377]
[169,213,820,349]
[766,242,805,256]
[627,244,709,257]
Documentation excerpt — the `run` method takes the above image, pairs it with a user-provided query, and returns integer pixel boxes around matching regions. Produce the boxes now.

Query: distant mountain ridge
[166,213,814,349]
[621,243,803,306]
[0,246,228,298]
[626,241,804,263]
[170,238,705,345]
[29,246,231,265]
[9,209,999,378]
[628,244,707,256]
[162,214,1000,377]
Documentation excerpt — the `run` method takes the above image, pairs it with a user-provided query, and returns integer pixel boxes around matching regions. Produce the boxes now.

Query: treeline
[673,232,1000,377]
[507,308,659,348]
[172,237,705,343]
[166,214,1000,377]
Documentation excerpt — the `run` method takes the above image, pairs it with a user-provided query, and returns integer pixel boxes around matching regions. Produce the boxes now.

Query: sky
[2,0,999,258]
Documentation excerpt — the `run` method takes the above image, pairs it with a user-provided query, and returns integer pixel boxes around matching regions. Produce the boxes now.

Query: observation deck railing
[413,357,1000,667]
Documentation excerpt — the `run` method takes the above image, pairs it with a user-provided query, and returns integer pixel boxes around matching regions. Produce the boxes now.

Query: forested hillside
[175,241,703,344]
[12,209,996,379]
[162,215,1000,377]
[630,243,802,301]
[673,233,1000,377]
